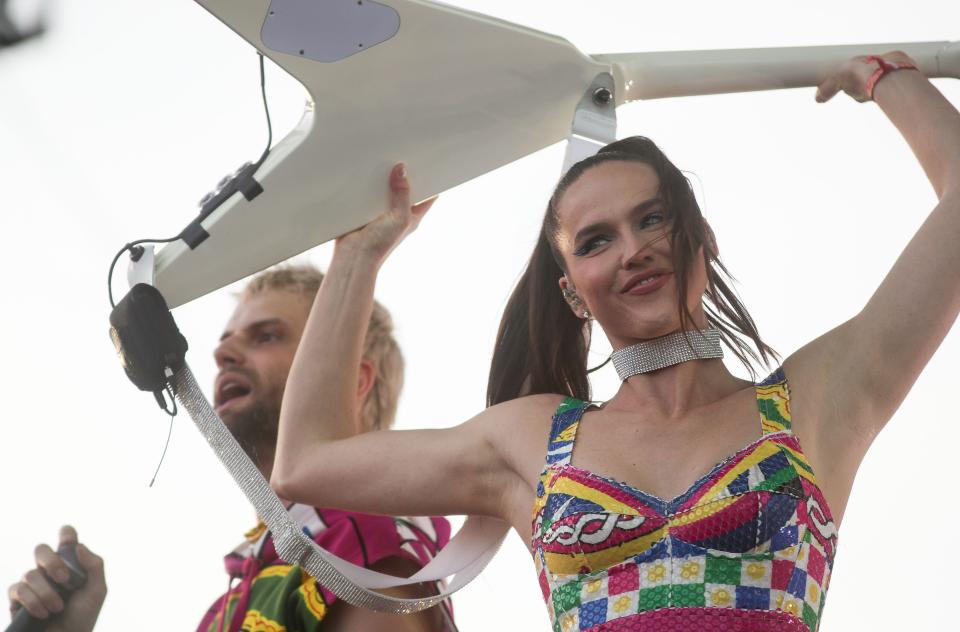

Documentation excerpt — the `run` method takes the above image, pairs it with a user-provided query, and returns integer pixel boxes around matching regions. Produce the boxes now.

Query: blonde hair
[242,264,404,431]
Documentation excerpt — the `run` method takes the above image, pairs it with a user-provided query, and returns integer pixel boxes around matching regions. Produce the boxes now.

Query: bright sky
[1,1,958,630]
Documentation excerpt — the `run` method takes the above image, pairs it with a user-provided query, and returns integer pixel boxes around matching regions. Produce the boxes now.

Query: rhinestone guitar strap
[171,363,508,613]
[108,284,507,614]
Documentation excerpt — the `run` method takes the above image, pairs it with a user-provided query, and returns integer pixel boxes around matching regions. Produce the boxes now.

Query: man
[9,264,451,632]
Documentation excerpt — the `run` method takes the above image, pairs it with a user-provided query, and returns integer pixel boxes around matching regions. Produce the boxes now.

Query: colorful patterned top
[531,369,839,632]
[196,504,451,632]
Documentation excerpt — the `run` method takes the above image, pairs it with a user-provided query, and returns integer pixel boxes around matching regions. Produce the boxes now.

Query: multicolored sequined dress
[531,369,838,631]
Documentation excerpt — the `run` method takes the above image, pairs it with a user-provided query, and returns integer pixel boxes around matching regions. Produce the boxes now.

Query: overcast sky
[1,1,958,630]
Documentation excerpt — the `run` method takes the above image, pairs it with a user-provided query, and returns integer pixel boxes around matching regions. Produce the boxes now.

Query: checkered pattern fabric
[532,369,838,631]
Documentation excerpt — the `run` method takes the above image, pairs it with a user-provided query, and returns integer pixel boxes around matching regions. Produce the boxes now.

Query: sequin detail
[531,369,838,631]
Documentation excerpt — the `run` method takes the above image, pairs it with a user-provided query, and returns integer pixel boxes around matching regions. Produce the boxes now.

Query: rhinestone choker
[610,328,723,380]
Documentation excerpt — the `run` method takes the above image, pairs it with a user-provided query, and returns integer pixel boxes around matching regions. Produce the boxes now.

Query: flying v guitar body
[150,0,959,308]
[154,0,607,307]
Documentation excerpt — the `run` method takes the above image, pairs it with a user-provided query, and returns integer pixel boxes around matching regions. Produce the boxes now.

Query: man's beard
[221,397,280,469]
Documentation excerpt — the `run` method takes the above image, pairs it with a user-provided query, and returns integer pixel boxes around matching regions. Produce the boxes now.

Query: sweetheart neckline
[549,431,787,510]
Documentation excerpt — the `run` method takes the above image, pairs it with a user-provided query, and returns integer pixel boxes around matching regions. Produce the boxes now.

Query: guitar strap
[171,364,509,613]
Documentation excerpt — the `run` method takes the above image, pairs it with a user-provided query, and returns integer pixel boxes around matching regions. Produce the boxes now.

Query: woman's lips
[624,272,671,296]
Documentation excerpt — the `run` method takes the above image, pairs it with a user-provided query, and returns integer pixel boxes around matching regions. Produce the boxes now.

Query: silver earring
[562,288,583,305]
[562,286,591,319]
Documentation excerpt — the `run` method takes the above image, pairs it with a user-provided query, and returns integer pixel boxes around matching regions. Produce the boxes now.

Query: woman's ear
[559,275,592,320]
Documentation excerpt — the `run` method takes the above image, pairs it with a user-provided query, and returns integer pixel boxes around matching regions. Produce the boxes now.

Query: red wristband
[863,55,918,100]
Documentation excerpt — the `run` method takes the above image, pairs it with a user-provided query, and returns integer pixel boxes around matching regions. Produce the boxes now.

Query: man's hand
[7,526,106,632]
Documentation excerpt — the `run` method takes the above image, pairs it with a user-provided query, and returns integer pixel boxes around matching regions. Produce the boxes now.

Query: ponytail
[486,228,591,406]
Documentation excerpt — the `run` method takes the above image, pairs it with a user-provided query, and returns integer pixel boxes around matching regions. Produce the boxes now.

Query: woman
[272,52,959,631]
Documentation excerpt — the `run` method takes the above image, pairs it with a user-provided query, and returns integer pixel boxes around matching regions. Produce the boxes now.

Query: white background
[1,1,958,630]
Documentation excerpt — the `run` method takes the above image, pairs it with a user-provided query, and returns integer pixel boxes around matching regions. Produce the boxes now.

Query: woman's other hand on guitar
[336,163,438,266]
[816,51,919,103]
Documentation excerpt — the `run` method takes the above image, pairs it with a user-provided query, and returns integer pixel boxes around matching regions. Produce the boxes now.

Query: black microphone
[6,545,87,632]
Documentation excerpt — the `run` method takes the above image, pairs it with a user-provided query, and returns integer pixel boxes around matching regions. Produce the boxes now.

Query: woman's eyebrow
[630,197,664,217]
[572,197,663,244]
[573,220,612,245]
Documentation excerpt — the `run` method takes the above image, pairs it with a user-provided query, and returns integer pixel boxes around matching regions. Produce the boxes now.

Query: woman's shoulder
[491,392,572,417]
[464,393,568,434]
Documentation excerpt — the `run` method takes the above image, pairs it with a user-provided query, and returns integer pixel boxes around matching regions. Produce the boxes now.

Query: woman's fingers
[412,195,438,217]
[816,57,862,103]
[880,49,915,65]
[389,163,412,216]
[390,164,437,230]
[815,73,842,103]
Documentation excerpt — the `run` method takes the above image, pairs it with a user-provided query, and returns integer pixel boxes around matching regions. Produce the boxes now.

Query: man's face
[213,289,311,465]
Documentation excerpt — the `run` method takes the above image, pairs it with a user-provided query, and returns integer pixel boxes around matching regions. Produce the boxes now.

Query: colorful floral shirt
[197,505,451,632]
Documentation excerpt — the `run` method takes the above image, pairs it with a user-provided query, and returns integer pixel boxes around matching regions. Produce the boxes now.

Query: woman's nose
[620,232,660,269]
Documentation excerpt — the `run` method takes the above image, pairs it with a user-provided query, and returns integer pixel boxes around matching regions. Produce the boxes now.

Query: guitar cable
[108,52,274,309]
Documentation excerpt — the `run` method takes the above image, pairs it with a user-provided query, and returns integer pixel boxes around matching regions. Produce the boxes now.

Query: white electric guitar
[134,0,959,308]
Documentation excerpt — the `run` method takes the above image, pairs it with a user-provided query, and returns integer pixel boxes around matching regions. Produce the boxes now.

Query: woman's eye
[639,211,666,230]
[573,235,611,256]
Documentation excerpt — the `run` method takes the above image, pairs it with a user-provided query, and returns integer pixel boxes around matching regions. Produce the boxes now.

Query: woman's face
[554,160,709,348]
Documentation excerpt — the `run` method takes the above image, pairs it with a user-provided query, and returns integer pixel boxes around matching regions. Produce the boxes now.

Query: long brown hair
[486,137,777,406]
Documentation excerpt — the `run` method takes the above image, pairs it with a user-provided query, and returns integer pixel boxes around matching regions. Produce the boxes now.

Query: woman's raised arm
[788,54,960,442]
[271,165,529,520]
